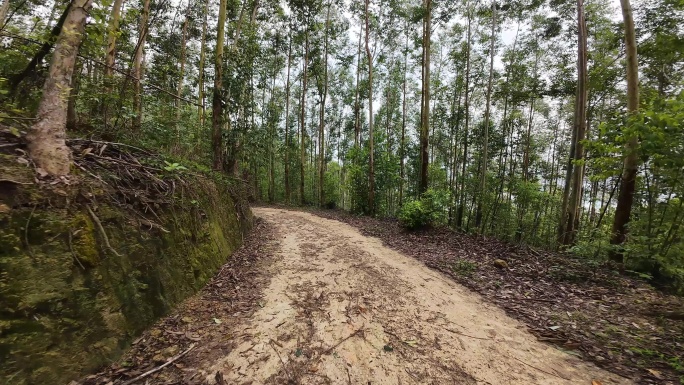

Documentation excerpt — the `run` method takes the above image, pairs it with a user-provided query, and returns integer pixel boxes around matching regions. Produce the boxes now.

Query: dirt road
[198,208,628,385]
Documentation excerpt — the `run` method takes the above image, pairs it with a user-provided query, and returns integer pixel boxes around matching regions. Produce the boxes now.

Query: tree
[609,0,640,262]
[365,0,375,215]
[212,0,229,171]
[26,0,93,176]
[419,0,432,194]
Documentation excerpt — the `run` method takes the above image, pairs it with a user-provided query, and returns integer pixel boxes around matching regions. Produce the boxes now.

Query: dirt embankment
[0,135,251,385]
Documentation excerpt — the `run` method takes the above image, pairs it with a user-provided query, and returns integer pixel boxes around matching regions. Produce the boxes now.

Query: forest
[1,0,683,287]
[2,0,684,383]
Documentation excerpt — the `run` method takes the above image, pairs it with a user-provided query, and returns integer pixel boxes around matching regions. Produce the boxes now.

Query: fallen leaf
[647,369,663,379]
[213,318,222,324]
[591,380,602,385]
[402,339,418,347]
[549,325,561,331]
[383,345,394,352]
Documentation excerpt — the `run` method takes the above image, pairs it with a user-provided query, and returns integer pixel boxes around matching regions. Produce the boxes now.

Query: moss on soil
[0,155,252,385]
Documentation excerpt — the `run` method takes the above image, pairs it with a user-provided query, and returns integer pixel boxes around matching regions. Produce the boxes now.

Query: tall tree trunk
[476,0,496,230]
[456,4,472,229]
[610,0,640,263]
[66,58,83,130]
[132,0,150,130]
[354,25,362,148]
[175,3,190,147]
[27,0,92,176]
[399,23,408,206]
[300,29,309,205]
[419,0,431,194]
[212,0,228,171]
[560,0,588,246]
[284,31,292,204]
[197,0,209,132]
[319,4,330,207]
[365,0,375,215]
[105,0,124,77]
[0,0,10,27]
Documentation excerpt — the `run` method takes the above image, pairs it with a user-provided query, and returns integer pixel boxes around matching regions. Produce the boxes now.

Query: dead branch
[512,356,570,381]
[120,344,195,385]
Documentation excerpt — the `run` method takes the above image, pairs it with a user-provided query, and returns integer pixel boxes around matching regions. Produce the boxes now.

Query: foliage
[398,188,450,230]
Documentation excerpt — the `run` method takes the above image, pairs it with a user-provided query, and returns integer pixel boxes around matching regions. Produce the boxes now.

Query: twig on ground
[269,339,293,381]
[320,326,365,356]
[86,204,122,258]
[120,344,195,385]
[512,356,570,381]
[445,328,490,341]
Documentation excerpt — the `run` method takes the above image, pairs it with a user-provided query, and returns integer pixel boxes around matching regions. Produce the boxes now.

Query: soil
[79,208,632,385]
[307,208,684,384]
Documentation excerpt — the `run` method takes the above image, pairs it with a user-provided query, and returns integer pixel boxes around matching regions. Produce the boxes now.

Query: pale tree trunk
[475,0,496,231]
[419,0,431,194]
[197,0,209,130]
[66,58,83,130]
[354,25,362,148]
[365,0,375,215]
[318,4,330,207]
[0,0,10,27]
[284,32,292,204]
[610,0,640,263]
[212,0,228,171]
[399,23,408,206]
[559,0,588,246]
[27,0,92,176]
[456,4,472,229]
[175,2,191,147]
[133,0,150,130]
[300,29,309,205]
[105,0,124,77]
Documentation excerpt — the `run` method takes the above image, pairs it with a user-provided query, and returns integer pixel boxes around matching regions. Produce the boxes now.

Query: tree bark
[419,0,431,194]
[300,29,309,205]
[319,4,330,207]
[27,0,92,176]
[284,31,292,204]
[132,0,150,130]
[610,0,640,263]
[399,23,408,206]
[212,0,228,171]
[354,25,362,149]
[197,0,209,132]
[475,0,496,230]
[365,0,375,215]
[456,4,472,229]
[175,2,190,147]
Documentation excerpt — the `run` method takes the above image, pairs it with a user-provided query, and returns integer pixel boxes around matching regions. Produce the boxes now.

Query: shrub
[398,188,450,230]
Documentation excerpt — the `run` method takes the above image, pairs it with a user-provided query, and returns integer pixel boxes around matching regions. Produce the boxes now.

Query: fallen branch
[86,205,122,258]
[321,326,365,356]
[512,356,570,381]
[269,339,293,381]
[120,344,195,385]
[445,328,490,341]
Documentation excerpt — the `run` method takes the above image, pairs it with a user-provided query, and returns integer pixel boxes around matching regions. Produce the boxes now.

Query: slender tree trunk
[399,24,408,206]
[105,0,123,78]
[284,32,292,204]
[610,0,640,263]
[354,26,362,148]
[419,0,431,194]
[197,0,209,132]
[365,0,375,215]
[27,0,92,176]
[300,29,309,205]
[561,0,588,246]
[476,0,496,230]
[0,0,10,27]
[456,5,472,229]
[212,0,228,171]
[132,0,150,130]
[175,4,190,148]
[319,5,330,207]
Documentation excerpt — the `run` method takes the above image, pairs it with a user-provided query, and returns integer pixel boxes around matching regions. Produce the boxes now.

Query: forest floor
[79,207,653,385]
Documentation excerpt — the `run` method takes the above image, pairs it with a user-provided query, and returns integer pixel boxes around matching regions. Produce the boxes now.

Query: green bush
[398,189,450,230]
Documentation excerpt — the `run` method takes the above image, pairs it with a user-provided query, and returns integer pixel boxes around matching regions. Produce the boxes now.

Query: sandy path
[200,208,629,385]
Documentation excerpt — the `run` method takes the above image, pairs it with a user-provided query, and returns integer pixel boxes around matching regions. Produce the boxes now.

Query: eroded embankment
[0,136,251,385]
